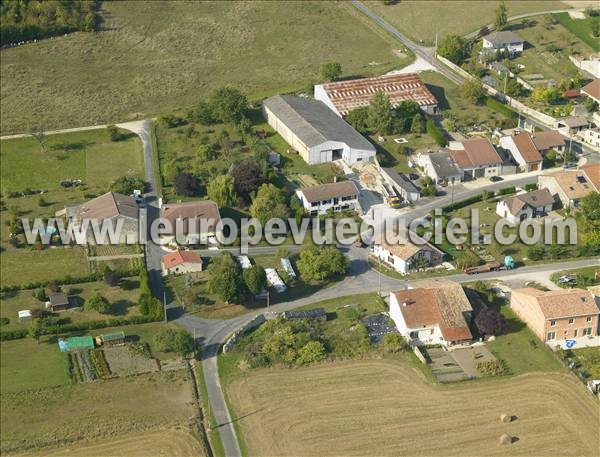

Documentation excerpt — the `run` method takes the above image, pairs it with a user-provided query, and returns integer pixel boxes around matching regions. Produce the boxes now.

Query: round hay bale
[499,434,512,446]
[500,413,511,423]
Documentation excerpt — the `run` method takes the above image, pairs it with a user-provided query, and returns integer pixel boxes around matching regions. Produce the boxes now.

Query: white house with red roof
[162,250,202,276]
[389,279,473,347]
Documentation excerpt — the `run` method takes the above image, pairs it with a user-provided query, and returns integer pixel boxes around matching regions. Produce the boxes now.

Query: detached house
[372,232,444,275]
[162,250,202,276]
[496,188,554,224]
[581,78,600,105]
[60,192,139,245]
[389,279,473,347]
[417,150,463,185]
[160,200,221,246]
[482,31,524,55]
[499,131,543,172]
[448,138,503,180]
[538,170,596,208]
[531,130,566,155]
[296,181,360,216]
[510,288,599,346]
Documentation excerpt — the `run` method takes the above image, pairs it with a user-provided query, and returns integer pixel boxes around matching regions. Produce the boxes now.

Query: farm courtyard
[227,359,599,457]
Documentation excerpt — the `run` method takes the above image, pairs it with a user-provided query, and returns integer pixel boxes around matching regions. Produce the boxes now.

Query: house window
[409,331,418,339]
[547,331,556,340]
[550,320,556,327]
[583,328,592,336]
[573,329,578,338]
[568,318,574,325]
[586,316,593,322]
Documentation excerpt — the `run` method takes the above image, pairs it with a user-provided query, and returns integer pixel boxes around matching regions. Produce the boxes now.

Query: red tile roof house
[159,200,221,247]
[499,131,543,172]
[161,250,202,276]
[581,78,600,104]
[389,279,473,347]
[531,130,566,155]
[510,288,600,348]
[447,137,503,180]
[314,73,438,117]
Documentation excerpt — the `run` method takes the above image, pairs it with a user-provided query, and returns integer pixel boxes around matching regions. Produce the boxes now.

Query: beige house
[295,181,360,216]
[160,200,221,246]
[60,192,139,245]
[448,138,503,179]
[161,250,202,276]
[538,170,597,208]
[499,131,543,172]
[372,233,444,275]
[510,288,599,345]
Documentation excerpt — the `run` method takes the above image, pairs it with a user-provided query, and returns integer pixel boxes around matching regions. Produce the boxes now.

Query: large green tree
[250,184,290,225]
[207,175,237,207]
[346,107,370,133]
[84,292,109,314]
[207,253,246,302]
[296,246,348,282]
[209,87,248,124]
[437,34,468,64]
[321,62,342,81]
[459,79,487,105]
[243,265,267,296]
[494,1,508,30]
[153,328,195,357]
[368,90,392,135]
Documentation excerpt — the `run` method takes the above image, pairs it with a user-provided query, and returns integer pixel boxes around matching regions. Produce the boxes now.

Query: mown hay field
[15,429,203,457]
[0,1,409,133]
[367,0,568,44]
[1,370,195,455]
[228,359,599,457]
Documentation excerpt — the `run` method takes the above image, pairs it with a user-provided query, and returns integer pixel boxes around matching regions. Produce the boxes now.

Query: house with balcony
[295,181,359,216]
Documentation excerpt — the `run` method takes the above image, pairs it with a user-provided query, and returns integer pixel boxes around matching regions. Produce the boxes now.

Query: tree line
[1,0,102,46]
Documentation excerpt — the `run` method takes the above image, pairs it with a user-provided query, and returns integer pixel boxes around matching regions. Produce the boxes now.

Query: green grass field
[0,247,89,287]
[0,338,70,394]
[0,1,410,134]
[0,278,141,331]
[367,0,567,45]
[553,12,600,51]
[0,128,142,286]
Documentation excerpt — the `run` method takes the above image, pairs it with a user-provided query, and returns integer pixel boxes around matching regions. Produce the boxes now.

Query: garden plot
[103,345,159,377]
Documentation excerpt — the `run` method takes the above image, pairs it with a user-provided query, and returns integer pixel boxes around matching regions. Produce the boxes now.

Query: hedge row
[0,268,140,293]
[442,194,483,213]
[426,118,446,147]
[0,314,161,342]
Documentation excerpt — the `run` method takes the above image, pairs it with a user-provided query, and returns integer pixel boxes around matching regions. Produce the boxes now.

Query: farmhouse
[60,192,139,245]
[510,288,599,345]
[531,130,566,155]
[48,292,70,312]
[482,30,524,54]
[314,72,438,116]
[556,116,590,136]
[448,137,503,179]
[538,169,596,208]
[389,279,473,347]
[380,167,420,203]
[495,188,554,224]
[373,232,444,275]
[160,200,221,246]
[499,131,543,172]
[162,250,202,275]
[417,150,463,184]
[262,94,376,165]
[581,78,600,104]
[295,181,360,216]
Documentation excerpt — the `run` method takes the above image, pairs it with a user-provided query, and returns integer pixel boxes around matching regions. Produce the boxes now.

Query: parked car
[388,196,402,208]
[408,173,420,181]
[563,162,577,169]
[489,176,503,182]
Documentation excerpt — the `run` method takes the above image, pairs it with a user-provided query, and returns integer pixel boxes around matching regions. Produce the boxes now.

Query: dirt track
[229,359,599,457]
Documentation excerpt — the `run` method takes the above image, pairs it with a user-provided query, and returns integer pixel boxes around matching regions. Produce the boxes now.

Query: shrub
[382,332,408,353]
[0,329,28,341]
[0,317,9,326]
[426,118,446,146]
[296,340,326,365]
[476,360,504,376]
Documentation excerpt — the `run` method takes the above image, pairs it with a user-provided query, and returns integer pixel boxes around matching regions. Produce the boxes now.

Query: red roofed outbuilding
[162,250,202,276]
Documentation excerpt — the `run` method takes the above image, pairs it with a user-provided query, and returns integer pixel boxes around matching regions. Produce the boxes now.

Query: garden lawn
[366,0,566,45]
[487,305,563,376]
[553,12,600,51]
[0,338,70,394]
[0,247,88,288]
[1,1,410,133]
[551,266,600,288]
[0,278,141,332]
[572,347,600,379]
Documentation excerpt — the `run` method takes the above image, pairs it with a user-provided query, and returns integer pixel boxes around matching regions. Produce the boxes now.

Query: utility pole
[266,291,270,313]
[378,255,382,296]
[163,290,167,323]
